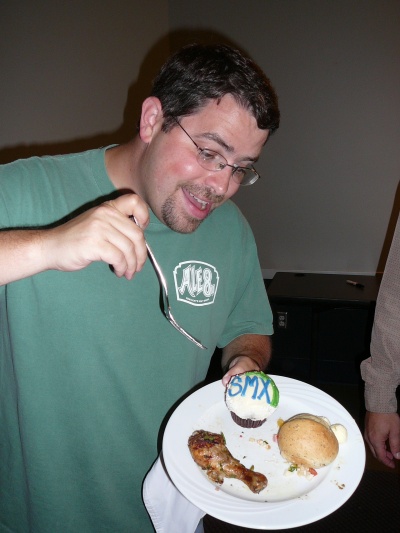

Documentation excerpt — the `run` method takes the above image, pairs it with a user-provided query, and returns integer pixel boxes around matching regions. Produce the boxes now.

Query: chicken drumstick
[188,430,268,493]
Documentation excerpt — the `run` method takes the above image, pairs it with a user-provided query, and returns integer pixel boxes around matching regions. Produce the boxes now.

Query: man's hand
[44,194,149,279]
[221,334,271,386]
[364,411,400,468]
[222,354,262,386]
[0,193,149,285]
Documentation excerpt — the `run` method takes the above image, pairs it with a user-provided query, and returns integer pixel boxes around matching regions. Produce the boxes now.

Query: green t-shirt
[0,148,273,532]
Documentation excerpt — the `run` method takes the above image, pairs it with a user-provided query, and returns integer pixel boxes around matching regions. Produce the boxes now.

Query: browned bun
[278,413,339,468]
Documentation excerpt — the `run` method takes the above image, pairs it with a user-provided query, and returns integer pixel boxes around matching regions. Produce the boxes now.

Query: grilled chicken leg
[188,430,268,493]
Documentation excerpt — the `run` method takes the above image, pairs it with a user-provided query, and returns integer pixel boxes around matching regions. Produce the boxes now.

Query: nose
[203,167,233,196]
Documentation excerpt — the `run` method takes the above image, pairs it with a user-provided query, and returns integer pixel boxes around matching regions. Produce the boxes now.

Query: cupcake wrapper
[230,412,266,428]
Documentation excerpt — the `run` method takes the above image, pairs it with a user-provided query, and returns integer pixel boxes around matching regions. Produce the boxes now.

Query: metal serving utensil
[132,217,207,350]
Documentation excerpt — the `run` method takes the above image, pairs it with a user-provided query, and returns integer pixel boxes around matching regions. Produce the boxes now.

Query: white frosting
[227,394,277,420]
[225,372,279,421]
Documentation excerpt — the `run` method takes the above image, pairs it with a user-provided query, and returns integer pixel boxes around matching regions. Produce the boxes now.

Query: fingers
[367,440,394,468]
[105,195,150,278]
[364,436,393,468]
[387,420,400,462]
[221,355,260,386]
[44,193,150,279]
[222,368,236,387]
[376,447,395,469]
[97,222,144,279]
[99,198,149,278]
[364,412,400,469]
[108,194,150,230]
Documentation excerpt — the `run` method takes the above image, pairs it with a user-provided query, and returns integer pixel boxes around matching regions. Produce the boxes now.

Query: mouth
[182,188,213,219]
[188,191,209,211]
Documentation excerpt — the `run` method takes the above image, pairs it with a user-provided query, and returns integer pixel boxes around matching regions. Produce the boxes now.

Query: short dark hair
[151,43,280,134]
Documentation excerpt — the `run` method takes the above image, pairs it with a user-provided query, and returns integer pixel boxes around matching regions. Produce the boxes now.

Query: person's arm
[221,334,272,386]
[360,215,400,467]
[0,193,149,286]
[364,411,400,468]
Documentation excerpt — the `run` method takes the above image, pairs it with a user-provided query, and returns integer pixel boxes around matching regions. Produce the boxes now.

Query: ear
[139,97,163,143]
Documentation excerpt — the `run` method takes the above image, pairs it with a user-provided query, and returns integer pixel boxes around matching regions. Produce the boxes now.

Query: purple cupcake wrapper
[230,411,266,428]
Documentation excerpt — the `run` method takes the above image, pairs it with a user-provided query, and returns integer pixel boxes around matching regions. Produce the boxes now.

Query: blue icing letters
[242,375,259,399]
[227,375,243,397]
[257,378,272,403]
[228,374,272,404]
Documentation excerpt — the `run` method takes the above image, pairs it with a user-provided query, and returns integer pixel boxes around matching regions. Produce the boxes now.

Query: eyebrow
[199,132,258,163]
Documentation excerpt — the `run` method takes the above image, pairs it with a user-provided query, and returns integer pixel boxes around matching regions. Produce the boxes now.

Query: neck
[105,139,141,192]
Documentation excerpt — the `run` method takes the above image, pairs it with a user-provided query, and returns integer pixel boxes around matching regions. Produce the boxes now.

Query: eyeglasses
[172,117,260,186]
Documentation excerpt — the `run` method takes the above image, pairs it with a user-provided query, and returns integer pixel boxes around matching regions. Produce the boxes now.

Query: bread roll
[278,413,339,469]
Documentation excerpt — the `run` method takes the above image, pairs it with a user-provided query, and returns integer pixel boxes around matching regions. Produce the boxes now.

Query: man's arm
[221,334,272,386]
[0,194,149,286]
[0,229,48,285]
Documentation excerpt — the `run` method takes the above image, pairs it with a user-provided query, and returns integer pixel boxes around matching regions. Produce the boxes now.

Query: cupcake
[225,371,279,428]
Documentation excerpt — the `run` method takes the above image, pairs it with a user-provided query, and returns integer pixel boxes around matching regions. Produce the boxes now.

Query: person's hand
[43,193,149,280]
[222,355,261,387]
[364,411,400,468]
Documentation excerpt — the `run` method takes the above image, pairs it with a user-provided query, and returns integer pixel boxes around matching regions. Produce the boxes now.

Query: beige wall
[1,1,399,276]
[168,0,400,277]
[0,1,170,155]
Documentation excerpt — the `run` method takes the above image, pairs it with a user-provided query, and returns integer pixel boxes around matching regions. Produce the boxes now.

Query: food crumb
[249,437,271,450]
[284,464,317,479]
[332,480,346,489]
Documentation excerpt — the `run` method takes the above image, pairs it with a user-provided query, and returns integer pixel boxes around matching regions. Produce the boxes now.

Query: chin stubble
[160,185,224,234]
[161,196,202,234]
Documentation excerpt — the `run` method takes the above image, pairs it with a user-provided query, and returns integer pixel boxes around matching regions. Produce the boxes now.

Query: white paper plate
[163,375,365,529]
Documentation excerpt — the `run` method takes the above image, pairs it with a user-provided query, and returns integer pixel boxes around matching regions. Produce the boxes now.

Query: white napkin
[143,453,206,533]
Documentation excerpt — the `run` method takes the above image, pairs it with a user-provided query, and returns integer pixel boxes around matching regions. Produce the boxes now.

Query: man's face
[139,94,269,233]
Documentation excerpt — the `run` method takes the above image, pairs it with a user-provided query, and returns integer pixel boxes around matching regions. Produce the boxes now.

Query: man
[0,44,279,531]
[361,214,400,469]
